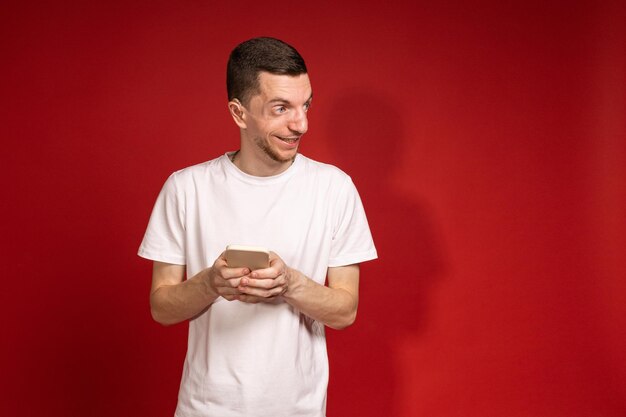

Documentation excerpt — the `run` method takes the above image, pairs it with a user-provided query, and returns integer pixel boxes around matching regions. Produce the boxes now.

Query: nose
[289,109,308,135]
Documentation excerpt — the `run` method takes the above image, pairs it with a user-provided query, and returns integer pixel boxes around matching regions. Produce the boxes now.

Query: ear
[228,99,246,129]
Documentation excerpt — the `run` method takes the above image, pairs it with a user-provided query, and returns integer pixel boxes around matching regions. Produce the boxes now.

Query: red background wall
[2,1,625,416]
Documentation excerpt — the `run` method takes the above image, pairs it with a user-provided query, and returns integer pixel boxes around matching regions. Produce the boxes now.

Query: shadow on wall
[324,90,448,416]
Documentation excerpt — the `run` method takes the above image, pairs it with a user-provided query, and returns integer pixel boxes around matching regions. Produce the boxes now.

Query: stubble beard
[255,136,298,163]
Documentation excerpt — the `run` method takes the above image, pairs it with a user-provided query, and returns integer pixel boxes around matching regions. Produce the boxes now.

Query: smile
[276,136,300,144]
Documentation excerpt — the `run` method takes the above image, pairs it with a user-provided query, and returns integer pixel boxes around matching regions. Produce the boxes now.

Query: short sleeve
[138,173,186,265]
[328,176,377,267]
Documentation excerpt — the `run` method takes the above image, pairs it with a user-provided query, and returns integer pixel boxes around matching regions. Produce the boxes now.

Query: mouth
[276,136,301,145]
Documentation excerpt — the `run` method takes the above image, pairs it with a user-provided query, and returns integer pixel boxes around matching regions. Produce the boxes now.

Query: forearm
[282,268,358,330]
[150,268,218,326]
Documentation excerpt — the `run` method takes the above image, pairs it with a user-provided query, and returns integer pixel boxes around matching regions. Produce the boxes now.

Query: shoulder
[154,155,228,203]
[298,154,352,185]
[295,155,361,207]
[167,155,228,186]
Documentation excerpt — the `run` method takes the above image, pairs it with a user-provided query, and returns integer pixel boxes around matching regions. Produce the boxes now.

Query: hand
[206,252,250,301]
[236,251,291,303]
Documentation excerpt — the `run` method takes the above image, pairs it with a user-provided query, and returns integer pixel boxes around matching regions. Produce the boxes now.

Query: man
[139,37,377,417]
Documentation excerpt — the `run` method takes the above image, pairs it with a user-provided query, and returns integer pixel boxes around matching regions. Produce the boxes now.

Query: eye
[303,101,312,112]
[275,106,287,114]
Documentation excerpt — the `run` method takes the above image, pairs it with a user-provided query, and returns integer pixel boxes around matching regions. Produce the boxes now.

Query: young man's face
[242,72,312,165]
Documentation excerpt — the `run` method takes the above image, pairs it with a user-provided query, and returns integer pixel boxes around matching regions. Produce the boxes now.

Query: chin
[258,139,299,163]
[278,147,299,162]
[272,151,298,164]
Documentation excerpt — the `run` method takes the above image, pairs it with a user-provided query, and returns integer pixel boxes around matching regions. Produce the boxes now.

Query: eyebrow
[268,93,313,105]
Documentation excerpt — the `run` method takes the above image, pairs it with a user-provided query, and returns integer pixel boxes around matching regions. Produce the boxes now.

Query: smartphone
[224,245,270,270]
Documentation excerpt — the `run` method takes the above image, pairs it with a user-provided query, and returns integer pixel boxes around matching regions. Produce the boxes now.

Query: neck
[231,149,295,177]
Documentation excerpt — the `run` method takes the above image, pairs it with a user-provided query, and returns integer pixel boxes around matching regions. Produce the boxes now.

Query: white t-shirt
[139,152,377,417]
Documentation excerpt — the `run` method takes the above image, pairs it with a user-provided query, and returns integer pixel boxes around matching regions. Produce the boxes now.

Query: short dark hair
[227,37,307,105]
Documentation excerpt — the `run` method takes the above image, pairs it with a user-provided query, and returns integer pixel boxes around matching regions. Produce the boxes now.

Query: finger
[219,277,243,288]
[268,251,282,262]
[238,294,262,304]
[215,253,227,264]
[238,284,287,298]
[216,286,242,296]
[238,294,276,304]
[241,276,285,289]
[220,267,250,280]
[249,267,280,280]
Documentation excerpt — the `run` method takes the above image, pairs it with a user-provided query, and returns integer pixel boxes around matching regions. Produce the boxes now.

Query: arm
[237,253,360,330]
[149,256,251,326]
[284,264,359,330]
